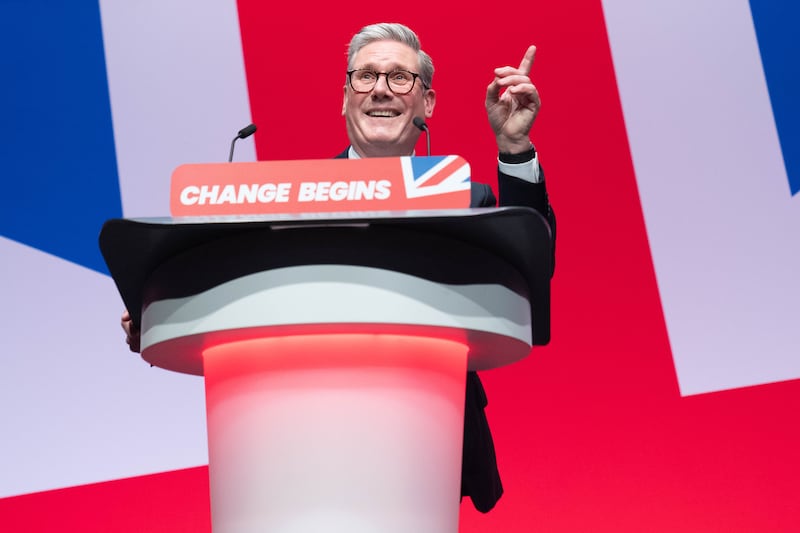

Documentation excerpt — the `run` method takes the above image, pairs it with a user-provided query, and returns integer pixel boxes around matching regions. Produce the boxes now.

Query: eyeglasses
[347,69,428,95]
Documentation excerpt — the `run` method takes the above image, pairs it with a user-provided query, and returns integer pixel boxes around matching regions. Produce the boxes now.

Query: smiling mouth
[366,110,400,118]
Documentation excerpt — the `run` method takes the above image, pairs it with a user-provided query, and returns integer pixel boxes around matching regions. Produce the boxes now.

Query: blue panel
[409,156,446,178]
[0,1,122,274]
[749,1,800,196]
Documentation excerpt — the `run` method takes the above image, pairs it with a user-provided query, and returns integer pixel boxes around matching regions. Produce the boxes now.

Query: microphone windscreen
[237,123,257,139]
[412,117,428,131]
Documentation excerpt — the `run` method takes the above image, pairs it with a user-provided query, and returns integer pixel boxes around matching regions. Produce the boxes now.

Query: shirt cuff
[498,146,541,183]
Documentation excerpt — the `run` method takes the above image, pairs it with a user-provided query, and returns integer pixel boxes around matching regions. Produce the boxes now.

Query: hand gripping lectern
[99,207,551,533]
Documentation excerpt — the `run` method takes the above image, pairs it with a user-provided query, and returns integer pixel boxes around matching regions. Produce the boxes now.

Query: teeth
[367,110,398,117]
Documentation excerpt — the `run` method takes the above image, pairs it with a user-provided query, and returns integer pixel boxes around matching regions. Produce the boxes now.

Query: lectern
[100,207,551,533]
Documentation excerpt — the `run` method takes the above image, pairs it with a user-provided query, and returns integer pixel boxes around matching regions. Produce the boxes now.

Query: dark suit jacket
[336,148,555,512]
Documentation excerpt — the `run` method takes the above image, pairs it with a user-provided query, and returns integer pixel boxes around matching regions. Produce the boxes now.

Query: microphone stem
[228,137,237,162]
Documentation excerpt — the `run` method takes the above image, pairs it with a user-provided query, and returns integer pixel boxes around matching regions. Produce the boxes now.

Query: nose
[371,73,393,96]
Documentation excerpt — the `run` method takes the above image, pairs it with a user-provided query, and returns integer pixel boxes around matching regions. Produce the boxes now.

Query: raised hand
[485,45,541,154]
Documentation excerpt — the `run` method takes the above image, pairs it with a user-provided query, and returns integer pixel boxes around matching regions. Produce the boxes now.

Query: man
[122,22,555,513]
[337,22,555,513]
[339,23,553,223]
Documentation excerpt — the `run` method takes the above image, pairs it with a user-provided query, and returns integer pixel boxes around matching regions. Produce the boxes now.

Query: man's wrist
[499,143,536,164]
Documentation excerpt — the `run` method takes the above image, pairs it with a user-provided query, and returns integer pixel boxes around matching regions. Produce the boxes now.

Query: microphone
[228,123,257,162]
[413,117,430,156]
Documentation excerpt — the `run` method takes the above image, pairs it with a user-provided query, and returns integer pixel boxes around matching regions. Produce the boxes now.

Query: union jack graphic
[401,156,471,198]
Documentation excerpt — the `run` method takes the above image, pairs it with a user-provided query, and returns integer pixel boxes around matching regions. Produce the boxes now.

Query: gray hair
[346,23,434,89]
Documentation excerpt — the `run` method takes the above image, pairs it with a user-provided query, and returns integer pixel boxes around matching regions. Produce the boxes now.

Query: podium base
[203,332,468,533]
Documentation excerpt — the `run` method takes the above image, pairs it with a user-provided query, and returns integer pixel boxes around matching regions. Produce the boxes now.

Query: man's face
[342,40,436,158]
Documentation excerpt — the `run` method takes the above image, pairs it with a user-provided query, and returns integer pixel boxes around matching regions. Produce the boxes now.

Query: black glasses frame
[346,69,429,95]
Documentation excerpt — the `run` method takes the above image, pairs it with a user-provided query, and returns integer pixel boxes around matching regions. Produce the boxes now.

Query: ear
[342,85,347,116]
[424,89,436,118]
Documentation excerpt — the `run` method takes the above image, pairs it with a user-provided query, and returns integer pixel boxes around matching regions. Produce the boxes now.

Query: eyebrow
[353,63,413,72]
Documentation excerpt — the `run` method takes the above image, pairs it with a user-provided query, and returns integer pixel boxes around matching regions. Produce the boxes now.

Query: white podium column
[203,333,467,533]
[140,260,532,533]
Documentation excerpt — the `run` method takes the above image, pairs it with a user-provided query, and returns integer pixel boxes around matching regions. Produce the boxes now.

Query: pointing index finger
[518,45,537,76]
